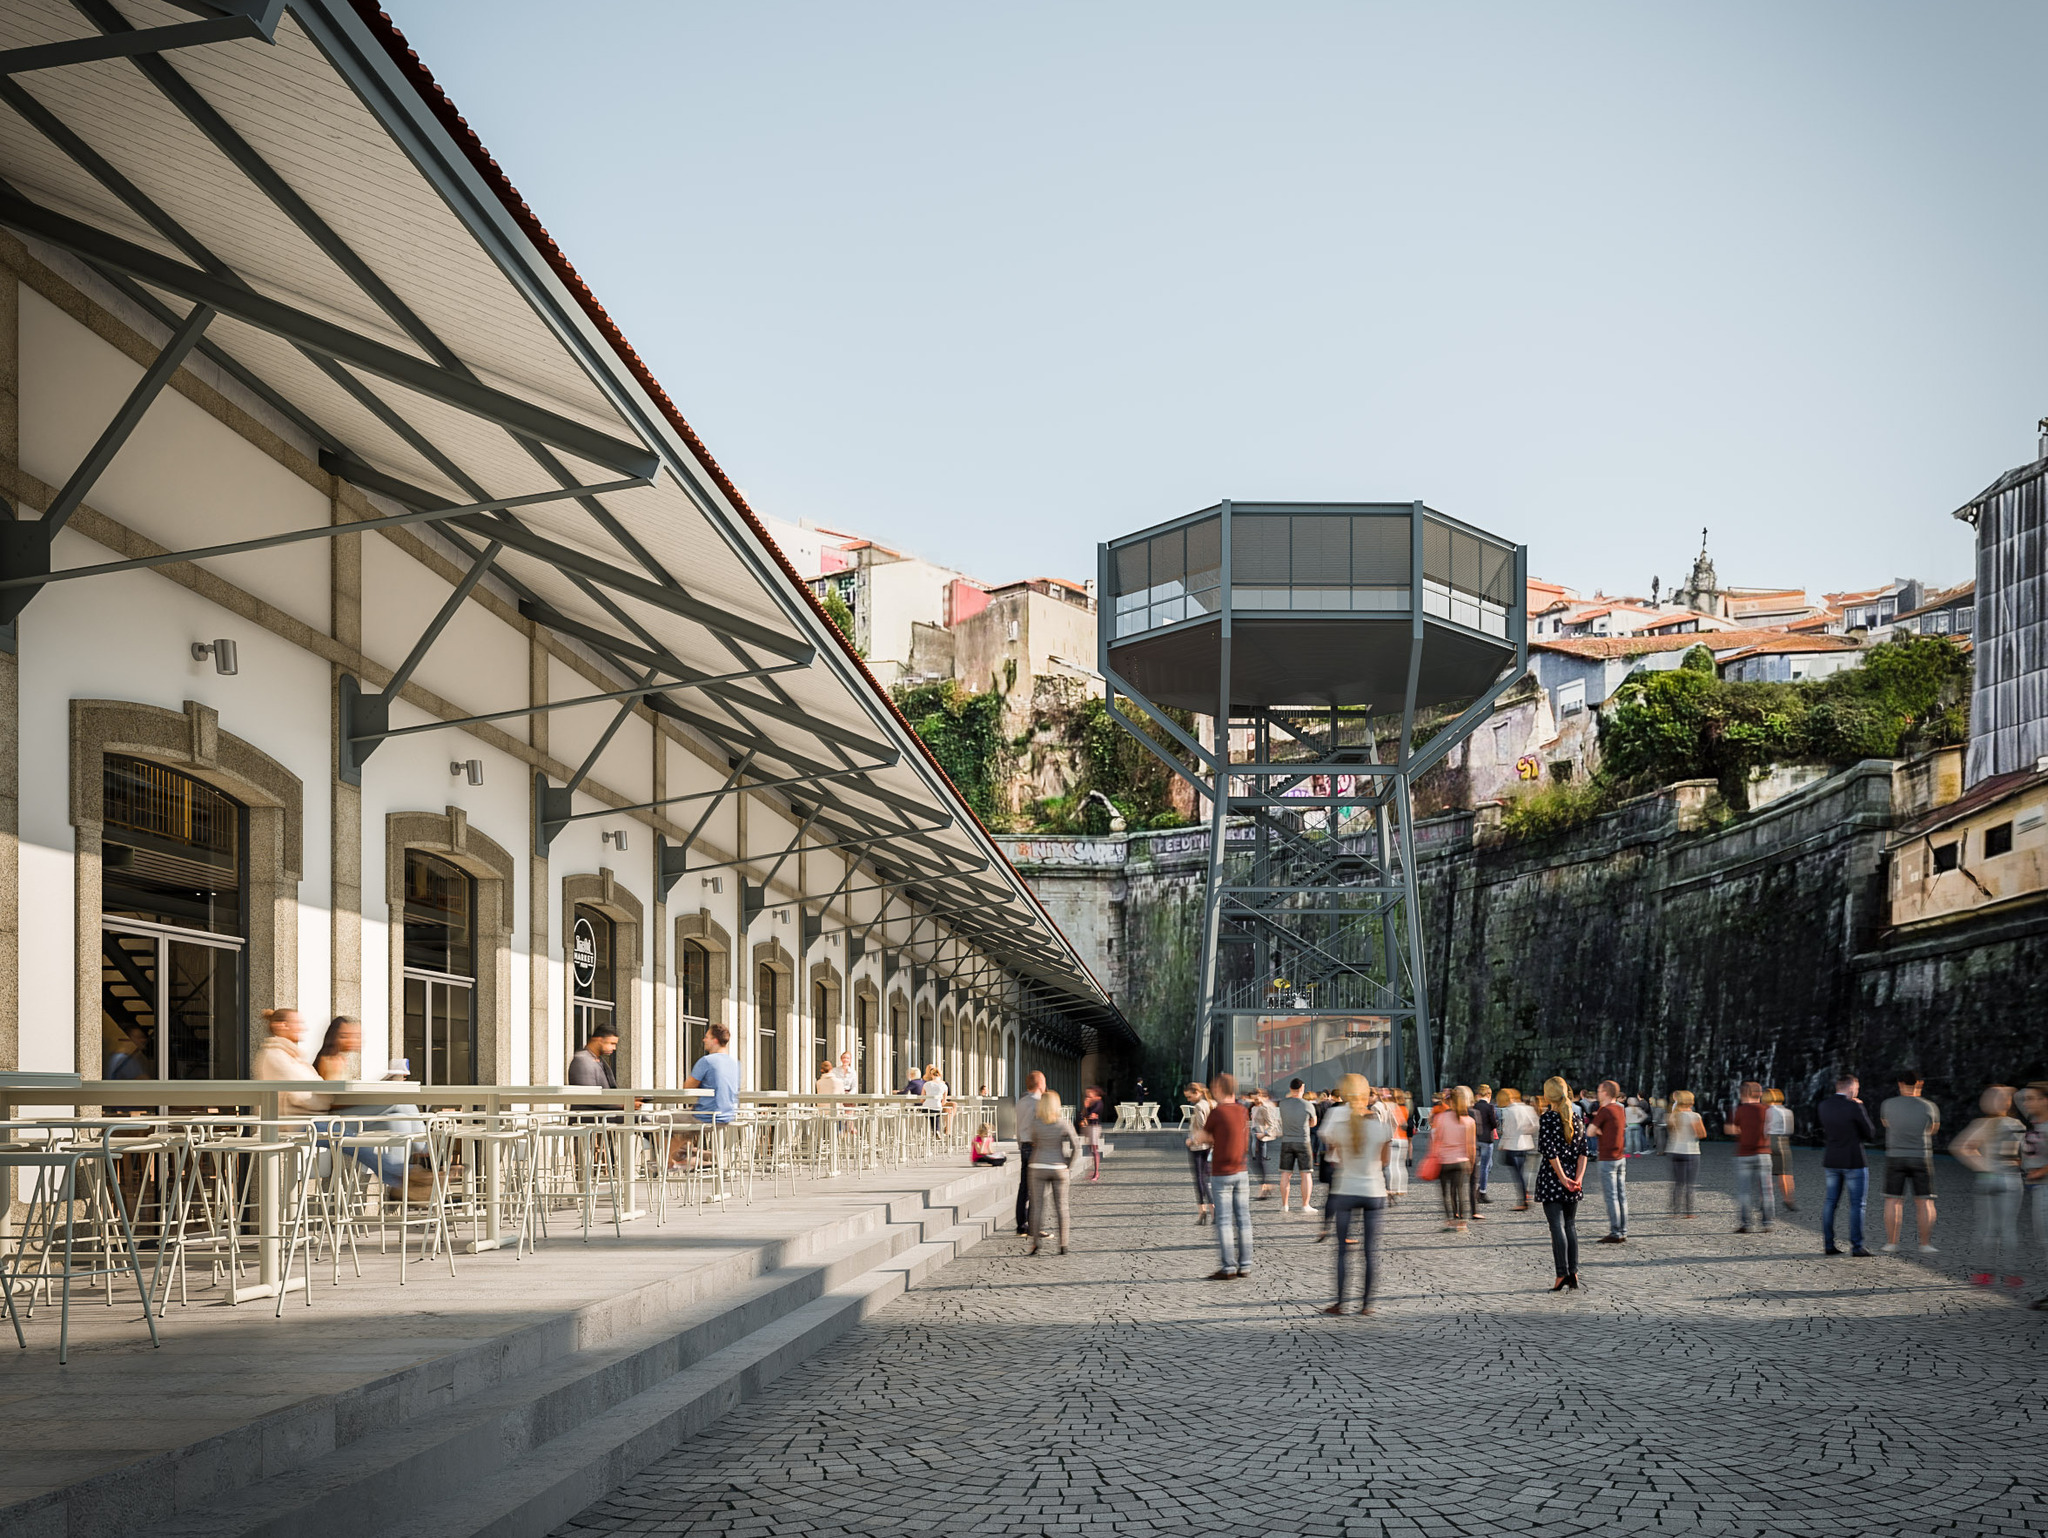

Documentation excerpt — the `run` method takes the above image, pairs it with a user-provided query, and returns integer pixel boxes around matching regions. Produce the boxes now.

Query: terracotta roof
[1531,630,1786,661]
[1893,582,1976,623]
[1716,634,1864,661]
[1787,611,1840,633]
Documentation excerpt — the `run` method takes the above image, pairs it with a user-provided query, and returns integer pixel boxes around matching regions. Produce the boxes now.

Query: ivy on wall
[894,678,1011,826]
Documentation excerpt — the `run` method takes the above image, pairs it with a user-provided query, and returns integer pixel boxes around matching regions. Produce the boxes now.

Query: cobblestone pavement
[556,1143,2047,1538]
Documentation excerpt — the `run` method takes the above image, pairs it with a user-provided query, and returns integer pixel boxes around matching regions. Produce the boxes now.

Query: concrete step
[126,1170,1005,1538]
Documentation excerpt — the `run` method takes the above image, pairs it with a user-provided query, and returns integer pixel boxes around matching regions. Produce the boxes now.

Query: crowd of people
[995,1064,2048,1315]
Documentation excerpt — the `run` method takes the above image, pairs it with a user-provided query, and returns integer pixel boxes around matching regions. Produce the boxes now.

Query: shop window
[679,939,710,1022]
[402,851,476,1085]
[572,905,617,1047]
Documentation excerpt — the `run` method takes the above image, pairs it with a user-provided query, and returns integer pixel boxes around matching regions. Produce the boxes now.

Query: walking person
[1726,1081,1774,1233]
[1592,1080,1629,1244]
[2018,1083,2048,1311]
[1880,1071,1939,1253]
[1385,1090,1411,1200]
[1320,1074,1392,1315]
[1765,1087,1798,1211]
[1537,1076,1591,1290]
[1432,1086,1477,1232]
[1251,1089,1281,1200]
[1025,1090,1083,1256]
[1472,1084,1500,1204]
[1277,1079,1319,1214]
[1197,1073,1254,1279]
[1013,1071,1044,1237]
[1497,1087,1539,1210]
[1665,1091,1705,1218]
[1950,1085,2025,1290]
[1184,1082,1214,1225]
[1624,1095,1649,1156]
[1079,1086,1109,1182]
[1817,1074,1877,1257]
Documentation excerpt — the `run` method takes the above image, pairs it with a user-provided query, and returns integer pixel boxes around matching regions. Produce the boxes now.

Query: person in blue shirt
[670,1023,740,1171]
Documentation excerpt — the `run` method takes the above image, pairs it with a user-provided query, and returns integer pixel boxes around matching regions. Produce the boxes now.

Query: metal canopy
[0,0,1130,1046]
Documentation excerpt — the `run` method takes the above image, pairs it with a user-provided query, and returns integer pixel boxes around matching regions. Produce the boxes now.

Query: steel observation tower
[1098,502,1527,1101]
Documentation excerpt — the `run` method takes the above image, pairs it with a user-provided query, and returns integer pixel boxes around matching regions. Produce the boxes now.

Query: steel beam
[0,191,659,482]
[355,661,807,745]
[0,5,280,74]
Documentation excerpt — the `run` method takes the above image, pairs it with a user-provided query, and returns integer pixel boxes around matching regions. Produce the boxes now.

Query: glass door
[811,982,829,1086]
[856,994,872,1093]
[403,852,477,1084]
[100,923,242,1082]
[571,905,616,1054]
[754,963,780,1090]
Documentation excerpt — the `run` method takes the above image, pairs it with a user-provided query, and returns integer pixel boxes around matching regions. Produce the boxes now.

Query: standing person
[1725,1081,1774,1234]
[1817,1074,1877,1257]
[1497,1088,1539,1210]
[1432,1086,1477,1233]
[1472,1085,1500,1205]
[1765,1087,1798,1211]
[1184,1082,1214,1225]
[1880,1072,1939,1253]
[1320,1074,1392,1315]
[836,1048,858,1096]
[1591,1080,1629,1244]
[1079,1087,1108,1182]
[1198,1073,1254,1279]
[1386,1090,1412,1200]
[1277,1079,1319,1214]
[1025,1090,1083,1256]
[1537,1076,1591,1290]
[1624,1096,1649,1156]
[815,1058,840,1096]
[1665,1091,1706,1218]
[1949,1085,2025,1289]
[1013,1071,1044,1237]
[2018,1083,2048,1311]
[1251,1089,1281,1200]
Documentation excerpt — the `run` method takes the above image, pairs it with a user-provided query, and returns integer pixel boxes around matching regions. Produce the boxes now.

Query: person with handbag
[1537,1076,1593,1291]
[1183,1082,1214,1225]
[1428,1086,1478,1231]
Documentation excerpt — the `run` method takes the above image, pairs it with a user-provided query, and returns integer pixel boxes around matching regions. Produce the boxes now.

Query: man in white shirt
[836,1049,858,1096]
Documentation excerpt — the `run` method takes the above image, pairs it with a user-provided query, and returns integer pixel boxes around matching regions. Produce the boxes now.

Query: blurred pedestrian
[1881,1072,1939,1253]
[1278,1079,1319,1214]
[1184,1081,1214,1225]
[2019,1082,2048,1311]
[1497,1087,1539,1210]
[1014,1071,1044,1236]
[1432,1086,1477,1233]
[1386,1089,1412,1200]
[1025,1090,1083,1256]
[1250,1088,1280,1200]
[1765,1087,1797,1211]
[1321,1073,1391,1315]
[1079,1086,1109,1181]
[1537,1075,1591,1290]
[1725,1081,1774,1233]
[1666,1091,1705,1218]
[1624,1095,1649,1156]
[1817,1074,1876,1257]
[1950,1084,2025,1290]
[1472,1084,1500,1204]
[1592,1080,1629,1244]
[1199,1072,1253,1279]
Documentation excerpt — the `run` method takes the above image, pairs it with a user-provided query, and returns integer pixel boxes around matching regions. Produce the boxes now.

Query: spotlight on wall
[601,829,628,851]
[451,759,484,786]
[191,639,238,675]
[776,908,789,924]
[702,876,723,894]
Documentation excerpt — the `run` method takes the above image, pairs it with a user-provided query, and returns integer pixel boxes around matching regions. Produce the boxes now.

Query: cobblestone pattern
[556,1145,2047,1538]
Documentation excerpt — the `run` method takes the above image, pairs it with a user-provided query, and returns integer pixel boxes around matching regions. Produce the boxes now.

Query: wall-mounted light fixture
[451,759,483,786]
[601,829,628,852]
[191,639,238,675]
[702,876,722,894]
[776,908,789,924]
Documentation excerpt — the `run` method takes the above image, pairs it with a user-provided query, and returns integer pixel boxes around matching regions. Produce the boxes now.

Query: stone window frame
[886,987,910,1092]
[562,869,643,1087]
[673,908,731,1028]
[70,699,302,1079]
[751,934,794,1091]
[385,808,514,1086]
[806,956,843,1084]
[852,977,880,1093]
[915,999,934,1076]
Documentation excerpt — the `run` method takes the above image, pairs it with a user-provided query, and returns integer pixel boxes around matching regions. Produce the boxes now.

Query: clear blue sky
[394,1,2043,600]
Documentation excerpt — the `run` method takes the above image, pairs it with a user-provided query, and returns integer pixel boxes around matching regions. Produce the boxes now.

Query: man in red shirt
[1591,1080,1630,1243]
[1724,1080,1774,1233]
[1200,1072,1253,1279]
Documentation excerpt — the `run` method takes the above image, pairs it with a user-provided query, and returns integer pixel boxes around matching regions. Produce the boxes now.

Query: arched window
[755,962,781,1091]
[571,905,616,1048]
[679,939,710,1023]
[403,851,476,1085]
[889,998,906,1090]
[811,981,830,1085]
[100,756,245,1082]
[856,992,874,1092]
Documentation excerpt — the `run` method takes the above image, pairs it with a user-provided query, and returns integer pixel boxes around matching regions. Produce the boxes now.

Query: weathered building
[1956,435,2048,787]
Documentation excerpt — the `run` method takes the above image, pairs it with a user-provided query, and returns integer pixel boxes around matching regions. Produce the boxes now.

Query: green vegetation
[821,590,860,655]
[894,679,1010,826]
[1598,635,1970,808]
[1496,778,1614,843]
[1027,696,1193,834]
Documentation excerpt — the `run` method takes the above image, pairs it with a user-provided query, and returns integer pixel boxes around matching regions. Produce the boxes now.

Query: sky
[393,1,2048,601]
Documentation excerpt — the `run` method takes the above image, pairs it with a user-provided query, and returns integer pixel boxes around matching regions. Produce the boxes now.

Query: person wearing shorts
[1881,1072,1939,1252]
[1278,1079,1319,1213]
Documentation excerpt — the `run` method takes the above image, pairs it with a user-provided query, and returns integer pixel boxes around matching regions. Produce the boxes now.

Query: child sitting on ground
[970,1124,1006,1167]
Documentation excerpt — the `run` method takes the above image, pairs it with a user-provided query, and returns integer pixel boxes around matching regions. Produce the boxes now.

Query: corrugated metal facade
[1967,463,2048,785]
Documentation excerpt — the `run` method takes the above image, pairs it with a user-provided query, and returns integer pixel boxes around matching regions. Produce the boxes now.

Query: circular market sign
[572,916,596,990]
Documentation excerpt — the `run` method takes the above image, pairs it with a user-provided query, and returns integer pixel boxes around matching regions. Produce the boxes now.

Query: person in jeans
[1496,1088,1539,1209]
[1817,1074,1877,1257]
[1665,1091,1705,1218]
[1320,1073,1391,1315]
[1025,1090,1083,1255]
[1591,1080,1629,1243]
[1183,1082,1214,1225]
[1013,1071,1043,1236]
[1950,1085,2025,1289]
[1725,1081,1774,1233]
[1250,1089,1281,1200]
[1537,1076,1591,1290]
[1880,1072,1939,1253]
[1432,1086,1477,1232]
[1277,1079,1318,1213]
[1471,1084,1500,1204]
[1197,1072,1253,1277]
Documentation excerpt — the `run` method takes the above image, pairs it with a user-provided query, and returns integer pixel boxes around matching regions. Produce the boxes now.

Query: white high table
[0,1081,708,1303]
